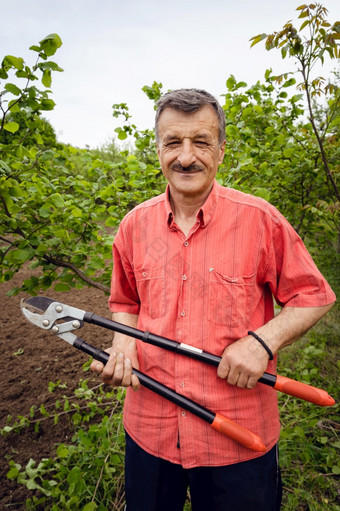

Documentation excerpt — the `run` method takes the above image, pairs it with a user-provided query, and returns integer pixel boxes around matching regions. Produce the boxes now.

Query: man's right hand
[90,312,140,391]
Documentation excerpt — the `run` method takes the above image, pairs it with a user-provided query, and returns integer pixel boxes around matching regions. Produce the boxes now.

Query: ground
[0,267,113,509]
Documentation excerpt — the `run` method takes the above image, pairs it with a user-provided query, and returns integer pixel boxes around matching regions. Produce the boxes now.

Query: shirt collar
[165,180,219,229]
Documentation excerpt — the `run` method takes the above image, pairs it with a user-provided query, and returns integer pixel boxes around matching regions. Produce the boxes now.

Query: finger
[90,360,104,373]
[235,373,249,389]
[131,373,141,391]
[246,376,259,389]
[121,357,134,387]
[217,360,230,380]
[101,351,118,384]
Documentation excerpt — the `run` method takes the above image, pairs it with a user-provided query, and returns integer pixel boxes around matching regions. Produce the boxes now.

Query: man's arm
[217,303,334,389]
[90,312,140,390]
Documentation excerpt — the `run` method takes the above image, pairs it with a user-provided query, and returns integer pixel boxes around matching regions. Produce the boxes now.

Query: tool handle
[212,413,266,452]
[83,312,335,406]
[72,337,265,451]
[273,375,335,406]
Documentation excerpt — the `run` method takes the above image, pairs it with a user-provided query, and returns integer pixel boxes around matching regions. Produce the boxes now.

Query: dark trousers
[125,432,282,511]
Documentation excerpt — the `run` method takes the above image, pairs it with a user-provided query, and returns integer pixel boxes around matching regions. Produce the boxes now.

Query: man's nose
[177,140,196,167]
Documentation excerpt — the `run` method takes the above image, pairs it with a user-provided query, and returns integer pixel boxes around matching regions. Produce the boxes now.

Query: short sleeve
[108,225,141,314]
[264,210,336,308]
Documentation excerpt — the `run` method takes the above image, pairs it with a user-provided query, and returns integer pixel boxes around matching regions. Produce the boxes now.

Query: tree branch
[43,255,110,294]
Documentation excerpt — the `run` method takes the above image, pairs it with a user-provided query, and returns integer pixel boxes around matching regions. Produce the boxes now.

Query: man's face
[156,105,225,200]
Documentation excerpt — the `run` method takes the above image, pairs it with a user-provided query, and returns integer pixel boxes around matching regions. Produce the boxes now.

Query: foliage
[0,38,164,295]
[4,375,127,510]
[249,3,340,252]
[218,72,339,261]
[277,309,340,510]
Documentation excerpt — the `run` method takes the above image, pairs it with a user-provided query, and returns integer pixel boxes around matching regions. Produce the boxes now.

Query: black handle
[82,314,277,387]
[70,336,267,450]
[73,336,214,423]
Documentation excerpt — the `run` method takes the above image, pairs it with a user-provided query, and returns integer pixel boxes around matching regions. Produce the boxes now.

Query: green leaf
[29,45,41,52]
[39,33,63,57]
[300,19,310,31]
[54,283,71,292]
[3,122,20,134]
[71,206,83,217]
[40,99,56,110]
[254,188,271,201]
[282,78,296,88]
[10,248,34,263]
[7,466,20,480]
[82,503,97,511]
[226,75,236,91]
[8,99,20,112]
[39,206,51,218]
[67,466,82,484]
[283,147,294,158]
[249,33,267,48]
[42,69,52,88]
[2,55,24,70]
[4,83,21,95]
[56,444,69,458]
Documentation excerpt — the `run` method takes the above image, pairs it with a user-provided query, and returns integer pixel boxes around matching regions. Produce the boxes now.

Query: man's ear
[218,140,226,165]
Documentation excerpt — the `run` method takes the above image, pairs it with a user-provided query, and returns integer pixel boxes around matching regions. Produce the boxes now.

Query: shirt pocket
[208,269,255,336]
[136,266,166,319]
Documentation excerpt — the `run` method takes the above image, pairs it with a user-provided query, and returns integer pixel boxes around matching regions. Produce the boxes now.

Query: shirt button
[180,310,185,317]
[180,382,185,388]
[182,274,187,281]
[184,241,189,247]
[181,411,186,417]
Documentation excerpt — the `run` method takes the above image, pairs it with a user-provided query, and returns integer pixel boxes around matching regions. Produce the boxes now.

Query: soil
[0,267,113,509]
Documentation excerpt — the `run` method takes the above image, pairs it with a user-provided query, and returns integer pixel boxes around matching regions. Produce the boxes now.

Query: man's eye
[195,141,208,146]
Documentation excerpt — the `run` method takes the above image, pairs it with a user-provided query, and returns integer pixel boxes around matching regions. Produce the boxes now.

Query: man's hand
[217,303,334,389]
[90,312,140,391]
[217,335,270,389]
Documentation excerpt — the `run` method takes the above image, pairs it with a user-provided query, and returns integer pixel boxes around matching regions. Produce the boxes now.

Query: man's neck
[169,184,213,236]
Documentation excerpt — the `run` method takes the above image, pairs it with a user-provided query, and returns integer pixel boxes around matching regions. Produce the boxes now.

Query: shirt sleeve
[264,209,336,308]
[108,225,141,315]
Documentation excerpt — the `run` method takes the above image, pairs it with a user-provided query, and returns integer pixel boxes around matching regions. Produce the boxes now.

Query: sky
[1,0,339,149]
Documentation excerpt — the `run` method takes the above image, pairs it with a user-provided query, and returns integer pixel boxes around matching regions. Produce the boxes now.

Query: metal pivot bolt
[55,305,63,313]
[72,320,81,329]
[42,319,50,327]
[52,326,59,334]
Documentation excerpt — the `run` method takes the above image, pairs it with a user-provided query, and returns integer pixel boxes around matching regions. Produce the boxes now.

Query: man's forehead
[157,105,219,136]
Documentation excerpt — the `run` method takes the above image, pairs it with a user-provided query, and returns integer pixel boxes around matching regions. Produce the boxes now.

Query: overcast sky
[1,0,339,149]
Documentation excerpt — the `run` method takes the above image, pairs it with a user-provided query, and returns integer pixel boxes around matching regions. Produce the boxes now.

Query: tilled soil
[0,267,113,509]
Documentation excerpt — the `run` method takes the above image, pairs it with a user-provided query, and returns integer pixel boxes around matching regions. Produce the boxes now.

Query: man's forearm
[218,303,334,388]
[255,303,334,356]
[112,311,139,344]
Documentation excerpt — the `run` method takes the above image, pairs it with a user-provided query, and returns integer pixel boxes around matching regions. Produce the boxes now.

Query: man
[91,89,335,510]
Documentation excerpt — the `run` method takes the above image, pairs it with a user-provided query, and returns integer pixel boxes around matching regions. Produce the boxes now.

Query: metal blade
[21,296,55,313]
[20,296,86,332]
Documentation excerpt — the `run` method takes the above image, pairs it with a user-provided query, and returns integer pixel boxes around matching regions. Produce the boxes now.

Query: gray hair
[155,88,226,145]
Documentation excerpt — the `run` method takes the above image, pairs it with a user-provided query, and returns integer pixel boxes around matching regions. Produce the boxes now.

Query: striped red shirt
[109,181,335,468]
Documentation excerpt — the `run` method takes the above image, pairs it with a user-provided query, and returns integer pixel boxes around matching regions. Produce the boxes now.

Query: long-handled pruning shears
[21,296,335,453]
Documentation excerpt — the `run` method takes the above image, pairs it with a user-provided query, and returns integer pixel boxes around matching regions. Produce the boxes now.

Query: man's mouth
[171,164,203,173]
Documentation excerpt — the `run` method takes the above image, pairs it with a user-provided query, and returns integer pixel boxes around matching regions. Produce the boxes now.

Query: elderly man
[91,89,335,511]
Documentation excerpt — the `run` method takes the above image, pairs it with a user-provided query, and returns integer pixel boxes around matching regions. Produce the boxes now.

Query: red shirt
[109,181,335,468]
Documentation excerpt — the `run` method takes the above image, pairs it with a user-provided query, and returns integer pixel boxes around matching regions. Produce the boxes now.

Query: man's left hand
[217,335,270,389]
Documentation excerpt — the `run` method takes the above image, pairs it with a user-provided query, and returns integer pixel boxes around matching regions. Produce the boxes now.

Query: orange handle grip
[274,375,335,406]
[211,413,266,452]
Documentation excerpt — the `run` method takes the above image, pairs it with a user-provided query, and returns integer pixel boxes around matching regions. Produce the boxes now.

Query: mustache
[171,163,204,172]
